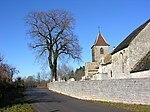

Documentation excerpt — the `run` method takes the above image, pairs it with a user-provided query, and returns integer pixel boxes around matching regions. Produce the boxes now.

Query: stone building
[84,32,110,79]
[91,32,110,62]
[84,19,150,80]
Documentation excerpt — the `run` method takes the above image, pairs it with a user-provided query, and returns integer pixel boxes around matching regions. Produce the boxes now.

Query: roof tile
[94,32,109,46]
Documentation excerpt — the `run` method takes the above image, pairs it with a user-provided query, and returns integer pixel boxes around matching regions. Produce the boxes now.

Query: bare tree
[24,75,36,87]
[0,53,4,63]
[25,9,82,81]
[9,66,19,81]
[0,53,19,82]
[36,72,41,84]
[57,63,73,79]
[40,71,49,82]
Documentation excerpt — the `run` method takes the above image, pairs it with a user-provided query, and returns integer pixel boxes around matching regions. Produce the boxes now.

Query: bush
[0,81,24,108]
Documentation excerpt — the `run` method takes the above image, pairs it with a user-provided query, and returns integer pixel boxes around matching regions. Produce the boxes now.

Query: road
[24,88,133,112]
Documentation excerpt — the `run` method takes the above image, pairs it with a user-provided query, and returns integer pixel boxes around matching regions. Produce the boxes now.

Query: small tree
[9,66,19,81]
[15,77,24,87]
[74,66,85,81]
[36,72,41,84]
[0,53,19,83]
[57,63,74,81]
[24,76,36,87]
[25,9,82,81]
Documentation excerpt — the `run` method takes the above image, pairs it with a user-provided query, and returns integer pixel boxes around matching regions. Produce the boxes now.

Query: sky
[0,0,149,78]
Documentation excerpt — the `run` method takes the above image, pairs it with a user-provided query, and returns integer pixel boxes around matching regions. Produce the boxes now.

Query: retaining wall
[47,78,150,105]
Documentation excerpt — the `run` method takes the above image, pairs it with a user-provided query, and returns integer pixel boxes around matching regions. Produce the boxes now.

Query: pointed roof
[112,19,150,54]
[92,32,109,48]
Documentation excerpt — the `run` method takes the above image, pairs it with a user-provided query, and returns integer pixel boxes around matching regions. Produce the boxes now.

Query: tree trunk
[53,57,58,81]
[51,67,55,82]
[48,56,53,82]
[48,55,58,82]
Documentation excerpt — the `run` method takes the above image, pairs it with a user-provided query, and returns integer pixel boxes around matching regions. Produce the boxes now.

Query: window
[100,48,104,54]
[120,52,124,73]
[110,70,112,77]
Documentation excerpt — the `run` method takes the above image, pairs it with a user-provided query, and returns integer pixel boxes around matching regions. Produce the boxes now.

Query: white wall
[131,70,150,78]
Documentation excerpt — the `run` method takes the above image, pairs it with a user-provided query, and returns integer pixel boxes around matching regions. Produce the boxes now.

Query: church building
[91,32,109,62]
[84,19,150,80]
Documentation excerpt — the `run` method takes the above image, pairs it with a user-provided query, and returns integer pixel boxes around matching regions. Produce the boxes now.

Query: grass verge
[0,103,33,112]
[96,101,150,112]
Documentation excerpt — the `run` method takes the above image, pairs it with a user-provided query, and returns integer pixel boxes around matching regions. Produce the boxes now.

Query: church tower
[91,32,109,62]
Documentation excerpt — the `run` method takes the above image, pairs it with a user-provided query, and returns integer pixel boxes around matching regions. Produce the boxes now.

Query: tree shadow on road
[24,88,66,104]
[49,110,60,112]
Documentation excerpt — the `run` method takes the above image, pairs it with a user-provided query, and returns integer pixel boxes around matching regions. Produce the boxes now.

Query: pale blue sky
[0,0,149,78]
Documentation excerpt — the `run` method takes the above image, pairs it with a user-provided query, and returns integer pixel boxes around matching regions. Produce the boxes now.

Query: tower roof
[92,32,109,48]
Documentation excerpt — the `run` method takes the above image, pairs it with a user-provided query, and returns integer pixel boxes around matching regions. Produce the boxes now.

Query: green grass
[96,101,150,112]
[0,103,33,112]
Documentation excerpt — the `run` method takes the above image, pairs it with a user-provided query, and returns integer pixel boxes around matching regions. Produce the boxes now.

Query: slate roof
[92,32,109,48]
[111,19,150,54]
[131,50,150,73]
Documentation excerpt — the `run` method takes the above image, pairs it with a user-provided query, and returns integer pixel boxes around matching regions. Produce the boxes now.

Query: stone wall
[48,78,150,105]
[129,23,150,71]
[85,62,99,78]
[112,48,130,79]
[92,46,109,62]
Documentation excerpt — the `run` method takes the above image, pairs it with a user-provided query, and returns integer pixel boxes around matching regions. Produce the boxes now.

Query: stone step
[88,69,98,72]
[88,71,98,73]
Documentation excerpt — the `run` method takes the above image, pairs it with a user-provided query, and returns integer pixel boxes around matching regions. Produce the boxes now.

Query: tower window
[100,48,104,54]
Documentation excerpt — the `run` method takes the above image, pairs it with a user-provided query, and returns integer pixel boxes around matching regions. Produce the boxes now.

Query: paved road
[24,88,133,112]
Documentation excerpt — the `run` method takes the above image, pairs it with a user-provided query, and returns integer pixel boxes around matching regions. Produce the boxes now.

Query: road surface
[24,88,133,112]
